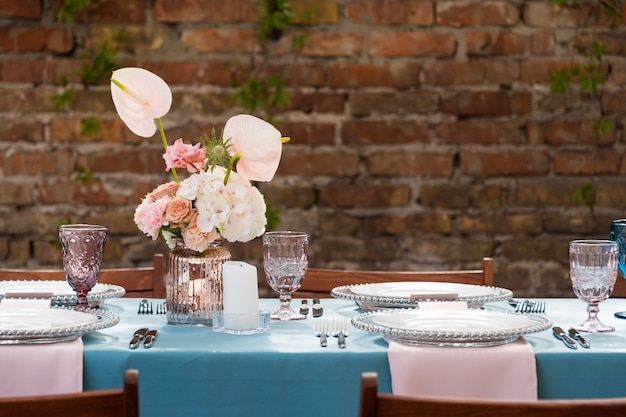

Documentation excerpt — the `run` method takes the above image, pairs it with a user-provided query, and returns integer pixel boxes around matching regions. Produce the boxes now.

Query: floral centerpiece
[110,67,288,253]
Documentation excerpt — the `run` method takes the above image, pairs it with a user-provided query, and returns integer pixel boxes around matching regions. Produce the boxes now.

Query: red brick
[368,32,456,57]
[155,0,257,22]
[554,149,620,175]
[602,91,626,114]
[329,62,420,88]
[299,32,362,57]
[461,151,550,176]
[0,87,54,112]
[441,91,532,116]
[273,62,326,88]
[466,31,555,56]
[423,60,518,86]
[38,180,129,205]
[0,0,41,19]
[0,179,35,205]
[529,121,617,146]
[519,59,576,84]
[344,1,434,25]
[1,59,45,83]
[47,58,90,84]
[182,29,257,53]
[319,184,410,207]
[0,28,13,51]
[15,28,73,53]
[1,150,74,176]
[437,1,519,26]
[364,212,451,235]
[0,119,44,142]
[88,149,165,174]
[524,1,591,28]
[289,92,345,113]
[55,0,145,23]
[278,122,335,146]
[366,152,454,177]
[277,152,358,176]
[291,1,338,24]
[435,121,523,145]
[342,120,429,146]
[350,91,439,116]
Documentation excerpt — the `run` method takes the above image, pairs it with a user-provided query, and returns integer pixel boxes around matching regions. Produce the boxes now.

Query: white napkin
[388,301,536,401]
[0,298,83,397]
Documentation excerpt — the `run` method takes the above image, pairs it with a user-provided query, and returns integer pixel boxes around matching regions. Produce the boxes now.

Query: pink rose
[149,181,180,201]
[164,197,192,224]
[163,138,206,173]
[134,197,169,239]
[181,213,219,252]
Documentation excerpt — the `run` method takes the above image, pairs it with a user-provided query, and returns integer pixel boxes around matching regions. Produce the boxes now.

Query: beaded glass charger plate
[331,282,513,310]
[351,308,552,347]
[0,306,120,344]
[0,281,125,307]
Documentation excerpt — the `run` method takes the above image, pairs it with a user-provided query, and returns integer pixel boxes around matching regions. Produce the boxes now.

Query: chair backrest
[0,369,139,417]
[298,257,494,298]
[358,372,626,417]
[0,254,164,298]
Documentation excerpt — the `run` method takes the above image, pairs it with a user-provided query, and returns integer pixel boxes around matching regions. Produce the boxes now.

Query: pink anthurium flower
[223,114,283,182]
[110,67,172,138]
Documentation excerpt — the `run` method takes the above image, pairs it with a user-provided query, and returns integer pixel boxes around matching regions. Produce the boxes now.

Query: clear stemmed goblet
[58,224,108,309]
[569,239,618,332]
[262,231,309,321]
[610,219,626,319]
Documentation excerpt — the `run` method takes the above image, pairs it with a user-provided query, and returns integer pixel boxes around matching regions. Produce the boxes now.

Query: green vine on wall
[549,0,622,210]
[53,0,126,183]
[229,0,307,126]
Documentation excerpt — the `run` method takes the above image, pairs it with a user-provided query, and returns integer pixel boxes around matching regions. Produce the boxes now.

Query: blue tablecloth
[83,297,626,417]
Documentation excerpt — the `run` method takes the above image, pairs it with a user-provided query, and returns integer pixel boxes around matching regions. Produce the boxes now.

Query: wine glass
[58,224,108,309]
[610,219,626,318]
[262,231,309,321]
[569,239,618,332]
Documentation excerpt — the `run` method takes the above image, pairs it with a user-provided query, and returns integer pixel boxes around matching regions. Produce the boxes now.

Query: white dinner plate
[331,282,512,310]
[352,308,552,347]
[0,281,125,307]
[0,306,120,344]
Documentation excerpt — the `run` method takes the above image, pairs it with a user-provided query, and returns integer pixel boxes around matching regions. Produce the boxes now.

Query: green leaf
[74,165,94,184]
[263,194,281,231]
[80,117,102,136]
[571,181,596,209]
[550,69,571,94]
[56,0,91,23]
[593,118,614,137]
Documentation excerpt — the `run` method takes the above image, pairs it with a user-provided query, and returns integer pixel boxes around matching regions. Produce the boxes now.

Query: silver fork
[531,301,546,314]
[315,319,328,347]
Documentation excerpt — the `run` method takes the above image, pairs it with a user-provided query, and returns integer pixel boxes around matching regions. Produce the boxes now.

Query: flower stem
[224,153,241,185]
[157,118,178,182]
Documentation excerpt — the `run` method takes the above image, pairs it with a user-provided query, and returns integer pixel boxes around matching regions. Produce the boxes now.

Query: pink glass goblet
[263,231,309,321]
[58,224,108,309]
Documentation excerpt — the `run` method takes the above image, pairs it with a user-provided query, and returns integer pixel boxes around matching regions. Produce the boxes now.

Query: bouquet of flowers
[110,67,287,253]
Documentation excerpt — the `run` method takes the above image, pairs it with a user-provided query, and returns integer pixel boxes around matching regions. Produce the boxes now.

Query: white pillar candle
[222,261,260,330]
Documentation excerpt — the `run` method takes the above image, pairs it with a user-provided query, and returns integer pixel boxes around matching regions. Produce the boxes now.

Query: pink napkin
[387,301,537,401]
[0,299,83,398]
[387,336,537,401]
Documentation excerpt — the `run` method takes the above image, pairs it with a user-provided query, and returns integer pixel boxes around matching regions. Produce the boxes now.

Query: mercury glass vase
[166,239,231,325]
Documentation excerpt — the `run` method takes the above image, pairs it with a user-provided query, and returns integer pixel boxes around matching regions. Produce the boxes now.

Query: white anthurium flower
[223,114,283,182]
[110,67,172,138]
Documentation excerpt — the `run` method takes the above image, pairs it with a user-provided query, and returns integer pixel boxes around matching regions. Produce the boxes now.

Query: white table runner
[0,299,83,398]
[387,302,537,401]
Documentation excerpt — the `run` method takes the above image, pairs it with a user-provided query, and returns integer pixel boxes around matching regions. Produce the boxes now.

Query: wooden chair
[298,257,494,298]
[358,372,626,417]
[0,254,164,298]
[0,369,139,417]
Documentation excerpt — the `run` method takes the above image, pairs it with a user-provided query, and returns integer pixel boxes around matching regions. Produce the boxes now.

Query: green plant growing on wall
[230,0,310,229]
[230,0,308,125]
[53,0,126,183]
[549,0,622,209]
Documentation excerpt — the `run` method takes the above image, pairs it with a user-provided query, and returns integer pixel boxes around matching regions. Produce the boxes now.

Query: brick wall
[2,0,626,297]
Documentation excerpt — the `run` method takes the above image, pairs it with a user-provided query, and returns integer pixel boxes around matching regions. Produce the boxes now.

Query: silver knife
[568,328,590,348]
[129,328,149,349]
[552,326,577,349]
[143,329,158,348]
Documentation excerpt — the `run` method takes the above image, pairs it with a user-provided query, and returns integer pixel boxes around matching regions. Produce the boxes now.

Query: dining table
[80,297,626,417]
